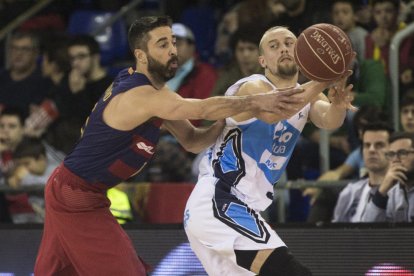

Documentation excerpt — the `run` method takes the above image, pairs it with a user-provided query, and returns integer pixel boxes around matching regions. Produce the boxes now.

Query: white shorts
[184,176,286,276]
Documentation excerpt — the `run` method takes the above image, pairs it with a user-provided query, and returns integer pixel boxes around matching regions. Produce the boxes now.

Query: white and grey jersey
[199,74,310,212]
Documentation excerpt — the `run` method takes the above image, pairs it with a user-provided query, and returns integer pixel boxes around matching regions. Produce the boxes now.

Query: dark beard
[147,54,178,83]
[277,63,298,79]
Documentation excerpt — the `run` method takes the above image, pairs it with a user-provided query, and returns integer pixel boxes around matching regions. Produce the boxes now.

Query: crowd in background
[0,0,414,224]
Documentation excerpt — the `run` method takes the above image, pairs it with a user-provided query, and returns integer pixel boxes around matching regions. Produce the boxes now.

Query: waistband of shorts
[57,164,109,192]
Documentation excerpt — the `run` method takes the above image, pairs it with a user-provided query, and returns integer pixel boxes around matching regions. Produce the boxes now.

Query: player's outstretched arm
[233,79,334,124]
[129,85,304,121]
[162,119,225,153]
[309,71,356,130]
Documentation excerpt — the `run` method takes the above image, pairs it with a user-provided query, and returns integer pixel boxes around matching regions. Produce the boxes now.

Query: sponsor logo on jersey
[136,142,154,155]
[259,149,283,170]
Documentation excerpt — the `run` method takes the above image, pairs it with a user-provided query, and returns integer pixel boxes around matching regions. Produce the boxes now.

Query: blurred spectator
[365,0,414,80]
[210,25,264,97]
[0,106,25,223]
[400,89,414,133]
[27,34,112,154]
[24,33,70,139]
[362,132,414,222]
[167,23,217,127]
[272,0,332,35]
[332,122,393,222]
[0,108,63,223]
[331,0,368,61]
[0,31,49,116]
[355,2,375,31]
[0,107,25,179]
[315,105,387,183]
[67,34,112,116]
[6,137,63,223]
[8,137,63,188]
[215,0,286,65]
[303,105,387,223]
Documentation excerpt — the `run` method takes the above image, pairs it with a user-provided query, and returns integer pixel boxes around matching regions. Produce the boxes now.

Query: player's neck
[265,72,297,89]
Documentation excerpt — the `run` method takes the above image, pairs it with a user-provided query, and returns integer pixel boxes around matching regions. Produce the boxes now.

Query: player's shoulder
[236,75,273,96]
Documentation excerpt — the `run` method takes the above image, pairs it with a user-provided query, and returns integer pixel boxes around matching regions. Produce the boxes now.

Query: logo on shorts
[136,142,154,155]
[183,209,190,227]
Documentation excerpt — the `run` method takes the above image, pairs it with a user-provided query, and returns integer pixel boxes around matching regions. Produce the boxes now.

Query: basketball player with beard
[33,16,334,275]
[184,26,356,276]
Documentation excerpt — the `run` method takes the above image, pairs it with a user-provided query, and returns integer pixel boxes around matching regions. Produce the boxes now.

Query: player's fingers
[345,84,353,92]
[347,104,358,112]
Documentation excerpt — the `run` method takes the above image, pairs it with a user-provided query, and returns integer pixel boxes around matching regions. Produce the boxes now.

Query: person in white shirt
[332,122,393,222]
[363,132,414,222]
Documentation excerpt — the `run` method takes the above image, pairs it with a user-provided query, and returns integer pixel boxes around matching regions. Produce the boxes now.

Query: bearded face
[277,61,298,78]
[147,53,178,83]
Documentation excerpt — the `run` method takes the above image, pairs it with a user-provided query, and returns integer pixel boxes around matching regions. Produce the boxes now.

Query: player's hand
[328,83,357,111]
[257,87,305,117]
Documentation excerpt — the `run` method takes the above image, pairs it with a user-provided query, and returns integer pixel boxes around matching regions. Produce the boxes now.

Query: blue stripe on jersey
[220,141,238,173]
[225,202,260,236]
[237,119,301,185]
[212,129,245,188]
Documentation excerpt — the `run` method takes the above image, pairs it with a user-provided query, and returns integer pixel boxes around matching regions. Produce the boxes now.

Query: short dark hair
[361,121,394,137]
[372,0,400,9]
[13,137,46,159]
[128,15,172,52]
[11,31,40,51]
[400,90,414,109]
[229,24,263,52]
[0,106,26,126]
[43,34,71,73]
[353,105,388,130]
[389,131,414,146]
[68,34,100,55]
[331,0,357,12]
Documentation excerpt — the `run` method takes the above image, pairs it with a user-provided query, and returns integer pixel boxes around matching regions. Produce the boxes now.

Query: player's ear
[258,55,266,69]
[134,49,147,64]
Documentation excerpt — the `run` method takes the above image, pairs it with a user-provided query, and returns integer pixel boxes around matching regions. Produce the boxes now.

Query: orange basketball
[294,23,353,82]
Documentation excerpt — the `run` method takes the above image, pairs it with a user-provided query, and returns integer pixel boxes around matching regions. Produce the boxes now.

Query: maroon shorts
[34,164,147,275]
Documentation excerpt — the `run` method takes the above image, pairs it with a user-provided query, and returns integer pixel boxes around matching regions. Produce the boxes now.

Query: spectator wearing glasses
[0,31,49,116]
[363,132,414,222]
[25,34,112,154]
